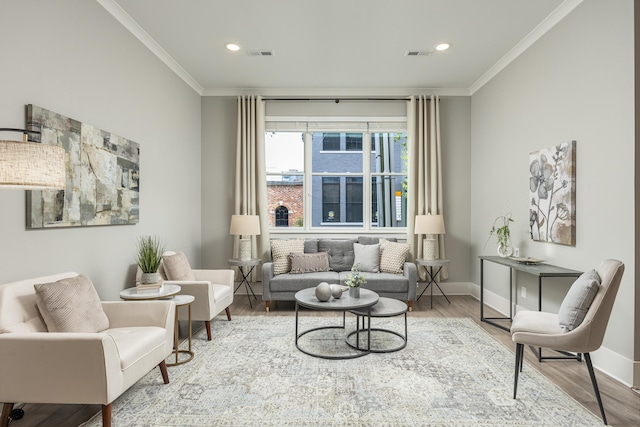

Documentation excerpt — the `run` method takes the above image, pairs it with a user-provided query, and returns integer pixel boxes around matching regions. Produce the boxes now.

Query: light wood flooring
[9,294,640,427]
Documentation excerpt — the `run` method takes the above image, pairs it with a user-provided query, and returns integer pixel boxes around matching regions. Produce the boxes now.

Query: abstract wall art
[529,141,575,245]
[26,104,139,228]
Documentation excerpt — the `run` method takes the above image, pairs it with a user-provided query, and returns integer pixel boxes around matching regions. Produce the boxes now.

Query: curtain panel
[407,95,448,280]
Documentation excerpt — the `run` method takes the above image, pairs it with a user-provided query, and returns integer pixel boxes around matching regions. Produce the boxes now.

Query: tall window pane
[346,177,363,222]
[322,177,340,222]
[265,132,304,228]
[371,176,407,227]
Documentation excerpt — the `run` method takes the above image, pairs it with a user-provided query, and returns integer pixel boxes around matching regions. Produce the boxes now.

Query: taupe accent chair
[137,251,234,340]
[0,272,175,427]
[511,259,624,425]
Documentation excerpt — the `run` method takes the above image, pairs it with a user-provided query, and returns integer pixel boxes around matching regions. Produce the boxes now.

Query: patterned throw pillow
[34,274,110,333]
[289,252,330,274]
[379,238,410,274]
[271,238,305,275]
[162,252,196,280]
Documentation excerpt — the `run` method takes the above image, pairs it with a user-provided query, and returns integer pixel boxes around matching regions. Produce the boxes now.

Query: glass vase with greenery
[488,213,514,257]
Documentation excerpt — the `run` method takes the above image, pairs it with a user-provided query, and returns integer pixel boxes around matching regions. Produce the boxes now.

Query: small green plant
[487,213,514,249]
[345,264,367,288]
[136,235,164,273]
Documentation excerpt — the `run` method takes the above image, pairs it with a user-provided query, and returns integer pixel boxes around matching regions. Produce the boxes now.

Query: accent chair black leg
[584,353,607,425]
[514,343,524,399]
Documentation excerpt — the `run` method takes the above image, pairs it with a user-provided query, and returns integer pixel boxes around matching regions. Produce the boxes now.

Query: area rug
[82,316,603,426]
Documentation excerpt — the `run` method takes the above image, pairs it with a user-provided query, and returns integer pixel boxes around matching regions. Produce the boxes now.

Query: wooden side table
[415,258,451,309]
[228,258,261,308]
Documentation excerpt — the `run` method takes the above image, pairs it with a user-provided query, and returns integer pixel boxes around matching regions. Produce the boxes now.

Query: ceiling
[100,0,581,96]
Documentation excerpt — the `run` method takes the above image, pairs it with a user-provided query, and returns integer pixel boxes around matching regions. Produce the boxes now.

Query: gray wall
[0,0,202,300]
[470,0,636,385]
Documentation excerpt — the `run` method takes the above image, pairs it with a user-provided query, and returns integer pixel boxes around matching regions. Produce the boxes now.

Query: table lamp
[415,214,445,260]
[230,214,261,260]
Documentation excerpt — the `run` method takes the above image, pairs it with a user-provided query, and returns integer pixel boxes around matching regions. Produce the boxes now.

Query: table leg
[234,265,258,308]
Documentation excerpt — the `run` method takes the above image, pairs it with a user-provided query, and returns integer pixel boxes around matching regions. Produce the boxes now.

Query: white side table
[415,258,451,309]
[228,258,261,308]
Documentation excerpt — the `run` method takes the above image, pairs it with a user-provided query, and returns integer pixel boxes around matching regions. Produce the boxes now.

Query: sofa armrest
[101,300,175,330]
[403,262,418,301]
[262,262,275,300]
[192,269,235,286]
[0,332,121,404]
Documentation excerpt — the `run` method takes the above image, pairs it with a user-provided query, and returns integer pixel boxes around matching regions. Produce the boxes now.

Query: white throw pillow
[353,243,380,273]
[34,274,109,333]
[558,269,600,333]
[271,238,305,275]
[379,239,410,274]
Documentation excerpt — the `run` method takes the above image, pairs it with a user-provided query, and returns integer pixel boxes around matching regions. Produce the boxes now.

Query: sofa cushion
[162,252,196,281]
[104,326,168,370]
[269,271,341,292]
[34,274,109,333]
[271,238,305,275]
[340,271,409,293]
[357,236,397,245]
[319,239,357,272]
[353,243,380,273]
[379,239,410,274]
[304,238,319,254]
[558,270,600,333]
[289,252,330,274]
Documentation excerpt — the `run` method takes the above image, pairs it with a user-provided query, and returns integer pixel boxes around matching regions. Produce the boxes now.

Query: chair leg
[158,360,170,384]
[205,320,212,341]
[101,404,112,427]
[265,301,270,312]
[407,300,413,312]
[1,403,13,427]
[225,307,232,321]
[513,343,524,399]
[584,353,607,425]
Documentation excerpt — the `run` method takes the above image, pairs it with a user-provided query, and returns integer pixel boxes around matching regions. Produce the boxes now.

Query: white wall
[0,0,202,300]
[471,0,636,385]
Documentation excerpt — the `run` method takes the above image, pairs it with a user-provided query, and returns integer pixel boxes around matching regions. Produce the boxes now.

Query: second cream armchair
[151,251,234,340]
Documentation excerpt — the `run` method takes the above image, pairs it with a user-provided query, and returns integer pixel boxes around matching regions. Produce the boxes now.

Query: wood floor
[10,294,640,427]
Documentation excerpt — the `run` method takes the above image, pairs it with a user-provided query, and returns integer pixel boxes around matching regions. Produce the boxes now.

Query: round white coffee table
[119,283,180,300]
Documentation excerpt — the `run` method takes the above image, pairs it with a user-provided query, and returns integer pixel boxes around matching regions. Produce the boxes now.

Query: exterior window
[265,127,407,230]
[275,206,289,227]
[322,177,340,222]
[322,133,340,151]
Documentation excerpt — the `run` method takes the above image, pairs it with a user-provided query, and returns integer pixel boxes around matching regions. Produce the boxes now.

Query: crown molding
[469,0,583,95]
[201,87,471,97]
[97,0,204,95]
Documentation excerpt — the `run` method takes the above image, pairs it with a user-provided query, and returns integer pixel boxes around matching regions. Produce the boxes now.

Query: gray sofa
[262,237,417,311]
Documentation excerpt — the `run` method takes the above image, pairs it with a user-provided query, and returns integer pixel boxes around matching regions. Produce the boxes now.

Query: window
[265,123,407,231]
[275,206,289,227]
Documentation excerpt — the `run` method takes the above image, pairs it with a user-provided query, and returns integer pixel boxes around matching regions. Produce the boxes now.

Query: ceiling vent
[247,50,275,57]
[405,50,432,57]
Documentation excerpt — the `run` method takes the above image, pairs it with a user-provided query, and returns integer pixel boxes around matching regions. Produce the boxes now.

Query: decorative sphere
[330,284,343,299]
[315,282,332,302]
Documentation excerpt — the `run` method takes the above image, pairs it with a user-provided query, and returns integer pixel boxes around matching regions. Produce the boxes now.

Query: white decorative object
[423,238,437,261]
[239,239,252,260]
[315,282,331,302]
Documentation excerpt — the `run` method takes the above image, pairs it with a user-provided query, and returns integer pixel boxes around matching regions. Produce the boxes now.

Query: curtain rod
[263,97,418,102]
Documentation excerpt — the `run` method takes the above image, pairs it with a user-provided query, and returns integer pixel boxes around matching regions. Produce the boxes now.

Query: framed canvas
[26,104,139,228]
[529,141,576,245]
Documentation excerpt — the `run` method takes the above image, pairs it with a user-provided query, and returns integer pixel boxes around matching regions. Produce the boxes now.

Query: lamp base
[423,238,436,261]
[239,238,252,260]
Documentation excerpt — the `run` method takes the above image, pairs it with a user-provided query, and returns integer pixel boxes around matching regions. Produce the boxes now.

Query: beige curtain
[235,96,269,279]
[407,95,448,280]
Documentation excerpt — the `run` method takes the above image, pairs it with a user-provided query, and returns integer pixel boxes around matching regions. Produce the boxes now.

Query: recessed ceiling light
[435,43,451,52]
[226,43,241,52]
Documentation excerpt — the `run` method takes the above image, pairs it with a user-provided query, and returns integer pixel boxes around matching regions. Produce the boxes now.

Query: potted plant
[136,235,164,284]
[345,264,367,298]
[488,213,514,257]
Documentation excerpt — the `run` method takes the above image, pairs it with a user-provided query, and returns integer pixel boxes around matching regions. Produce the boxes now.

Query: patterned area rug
[82,316,603,426]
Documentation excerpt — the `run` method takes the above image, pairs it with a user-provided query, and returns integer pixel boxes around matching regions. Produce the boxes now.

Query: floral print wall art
[529,141,576,246]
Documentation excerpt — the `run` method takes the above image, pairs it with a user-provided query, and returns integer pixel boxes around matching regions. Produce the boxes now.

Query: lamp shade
[229,214,261,236]
[0,138,66,190]
[414,214,445,235]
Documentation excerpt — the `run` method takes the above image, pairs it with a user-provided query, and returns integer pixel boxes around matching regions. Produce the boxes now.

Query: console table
[479,255,582,361]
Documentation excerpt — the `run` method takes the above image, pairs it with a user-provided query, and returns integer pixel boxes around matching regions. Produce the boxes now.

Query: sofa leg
[1,403,14,427]
[408,300,413,312]
[205,320,212,340]
[225,307,232,321]
[159,360,170,384]
[265,301,270,312]
[102,404,112,427]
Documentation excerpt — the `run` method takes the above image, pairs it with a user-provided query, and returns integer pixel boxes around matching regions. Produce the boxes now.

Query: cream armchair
[137,251,234,341]
[0,272,175,427]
